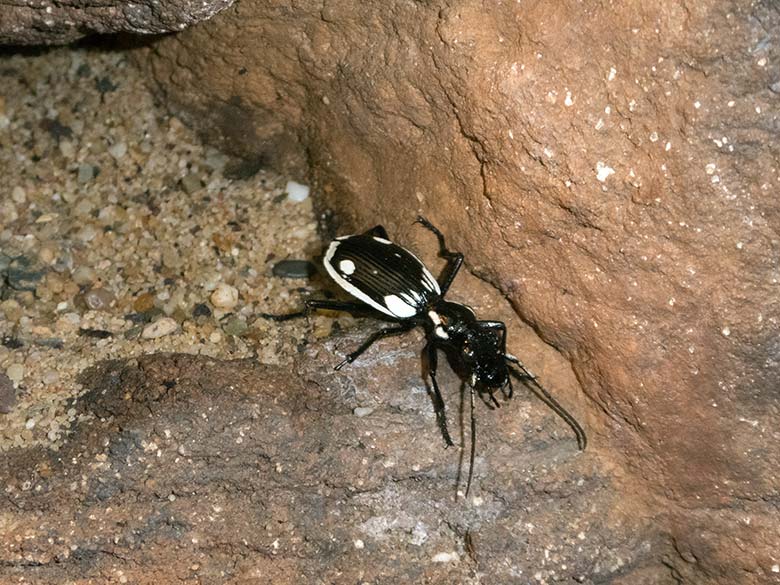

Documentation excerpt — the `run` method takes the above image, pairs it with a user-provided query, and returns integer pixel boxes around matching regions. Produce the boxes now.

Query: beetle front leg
[425,341,455,447]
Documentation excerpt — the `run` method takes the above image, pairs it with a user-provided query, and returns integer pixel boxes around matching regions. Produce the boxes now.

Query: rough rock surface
[2,349,670,584]
[140,2,780,582]
[0,0,233,45]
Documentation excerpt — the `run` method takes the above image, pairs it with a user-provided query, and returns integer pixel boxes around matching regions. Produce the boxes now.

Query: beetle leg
[335,322,415,370]
[425,341,455,447]
[258,299,375,321]
[415,216,464,295]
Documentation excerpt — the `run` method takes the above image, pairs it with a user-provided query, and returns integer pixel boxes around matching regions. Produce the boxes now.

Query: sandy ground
[0,46,327,452]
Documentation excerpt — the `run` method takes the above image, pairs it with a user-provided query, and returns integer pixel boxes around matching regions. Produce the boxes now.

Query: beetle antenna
[465,384,477,498]
[506,361,587,450]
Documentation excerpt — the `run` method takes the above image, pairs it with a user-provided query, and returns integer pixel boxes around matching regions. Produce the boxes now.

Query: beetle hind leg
[414,216,464,295]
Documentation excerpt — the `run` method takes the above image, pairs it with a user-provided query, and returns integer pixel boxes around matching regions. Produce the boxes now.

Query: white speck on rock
[354,539,365,549]
[607,66,617,81]
[285,180,310,202]
[142,317,179,339]
[432,551,459,563]
[353,407,374,417]
[595,162,615,182]
[771,564,779,573]
[564,91,574,107]
[721,327,731,337]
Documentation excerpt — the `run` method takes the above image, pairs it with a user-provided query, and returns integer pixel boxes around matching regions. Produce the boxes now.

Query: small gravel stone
[141,317,179,339]
[0,373,16,414]
[108,141,127,160]
[222,316,248,337]
[71,265,97,286]
[210,283,239,309]
[6,363,24,385]
[77,287,115,311]
[11,186,26,204]
[133,293,156,313]
[180,173,203,194]
[353,407,374,417]
[272,260,317,279]
[192,303,212,318]
[77,164,96,183]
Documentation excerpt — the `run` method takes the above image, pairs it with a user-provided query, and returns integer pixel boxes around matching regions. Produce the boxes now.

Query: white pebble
[6,363,24,384]
[353,407,374,417]
[285,180,310,202]
[142,317,179,339]
[353,539,365,549]
[210,283,239,309]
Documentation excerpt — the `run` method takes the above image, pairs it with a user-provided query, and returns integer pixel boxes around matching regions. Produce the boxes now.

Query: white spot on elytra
[384,294,416,318]
[339,259,355,275]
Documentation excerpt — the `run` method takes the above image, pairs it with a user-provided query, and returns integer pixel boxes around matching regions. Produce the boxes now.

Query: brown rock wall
[135,1,779,582]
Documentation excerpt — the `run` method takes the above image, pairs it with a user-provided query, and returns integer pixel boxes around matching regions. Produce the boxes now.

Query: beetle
[263,217,586,495]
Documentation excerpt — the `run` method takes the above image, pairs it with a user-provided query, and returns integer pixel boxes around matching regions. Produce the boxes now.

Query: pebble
[285,180,310,202]
[181,173,203,194]
[71,265,97,286]
[210,283,239,309]
[108,142,127,160]
[133,292,156,313]
[353,407,374,417]
[77,287,115,311]
[222,316,248,337]
[11,186,26,204]
[192,303,212,318]
[6,363,24,385]
[77,164,96,183]
[141,317,179,339]
[272,260,317,279]
[0,373,16,413]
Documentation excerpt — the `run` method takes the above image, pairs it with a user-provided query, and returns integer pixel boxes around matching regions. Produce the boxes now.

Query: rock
[141,317,178,339]
[271,259,316,279]
[209,283,238,309]
[0,373,16,413]
[0,351,647,583]
[0,0,235,45]
[141,3,780,582]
